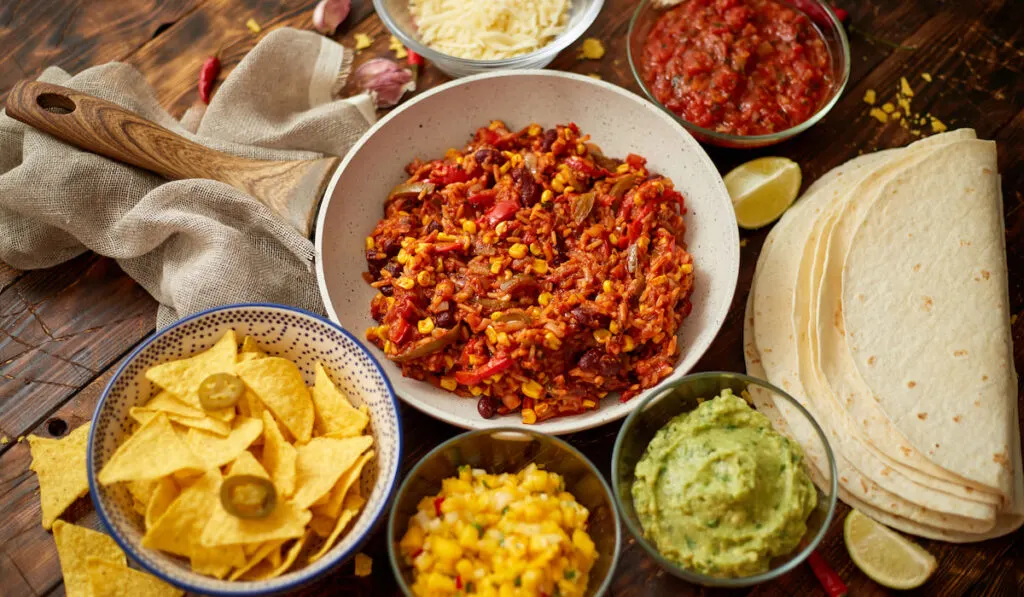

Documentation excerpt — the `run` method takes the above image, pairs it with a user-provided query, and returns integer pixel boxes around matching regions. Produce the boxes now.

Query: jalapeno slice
[220,475,277,519]
[198,372,244,410]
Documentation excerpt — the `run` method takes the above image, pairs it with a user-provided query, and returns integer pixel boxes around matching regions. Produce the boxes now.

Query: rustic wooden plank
[0,255,156,445]
[0,0,204,104]
[965,537,1023,597]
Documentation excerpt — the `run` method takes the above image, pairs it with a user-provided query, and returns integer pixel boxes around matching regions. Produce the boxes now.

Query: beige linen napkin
[0,28,374,328]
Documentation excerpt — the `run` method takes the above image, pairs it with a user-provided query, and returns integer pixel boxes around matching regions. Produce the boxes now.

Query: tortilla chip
[142,469,220,558]
[126,479,157,505]
[28,424,91,530]
[185,417,263,468]
[308,492,367,563]
[132,498,148,517]
[240,336,265,356]
[145,477,180,530]
[227,540,284,581]
[131,407,231,437]
[261,411,297,498]
[237,353,261,363]
[239,388,265,420]
[243,532,310,580]
[206,407,236,423]
[236,357,314,443]
[200,496,311,547]
[143,392,204,419]
[98,413,203,485]
[354,552,372,577]
[228,450,270,479]
[144,330,237,410]
[292,436,373,509]
[313,450,374,519]
[53,521,126,597]
[189,543,246,579]
[311,363,369,438]
[86,557,183,597]
[309,515,334,538]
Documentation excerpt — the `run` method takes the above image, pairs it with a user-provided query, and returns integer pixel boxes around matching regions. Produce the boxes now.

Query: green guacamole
[631,389,817,578]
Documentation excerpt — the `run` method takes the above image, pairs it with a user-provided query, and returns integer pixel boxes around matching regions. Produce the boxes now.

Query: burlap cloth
[0,28,375,328]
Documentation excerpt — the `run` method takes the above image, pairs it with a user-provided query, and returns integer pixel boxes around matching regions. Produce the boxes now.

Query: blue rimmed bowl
[87,303,402,596]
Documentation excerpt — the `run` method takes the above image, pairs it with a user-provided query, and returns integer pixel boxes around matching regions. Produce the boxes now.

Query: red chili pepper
[411,548,423,558]
[481,200,519,228]
[429,164,469,185]
[476,127,501,146]
[808,551,847,597]
[455,356,514,386]
[832,7,849,23]
[433,496,445,517]
[455,575,463,590]
[467,189,497,208]
[625,153,647,170]
[198,55,221,104]
[627,204,655,243]
[434,241,463,253]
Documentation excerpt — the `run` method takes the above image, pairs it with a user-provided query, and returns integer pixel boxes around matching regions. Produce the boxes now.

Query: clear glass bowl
[612,372,838,587]
[373,0,605,78]
[388,428,621,596]
[627,0,851,148]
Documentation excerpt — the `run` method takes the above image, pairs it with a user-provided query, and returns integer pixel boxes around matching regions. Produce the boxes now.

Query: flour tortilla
[745,130,1023,540]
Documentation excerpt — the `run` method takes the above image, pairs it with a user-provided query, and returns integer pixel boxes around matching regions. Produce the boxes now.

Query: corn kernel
[609,232,618,245]
[396,250,410,265]
[416,271,433,287]
[497,332,510,346]
[496,221,508,236]
[544,332,561,350]
[623,335,635,352]
[401,236,415,247]
[616,163,630,173]
[395,276,415,290]
[440,377,458,391]
[444,355,455,368]
[489,120,503,130]
[437,232,456,242]
[509,243,528,259]
[538,292,552,306]
[576,142,586,155]
[499,162,511,174]
[470,385,484,396]
[551,179,565,193]
[681,263,693,274]
[541,189,553,204]
[532,259,548,274]
[583,399,596,408]
[384,340,394,353]
[528,124,542,136]
[529,242,544,257]
[385,296,395,308]
[521,409,537,424]
[521,380,544,399]
[469,354,485,365]
[593,329,612,343]
[490,261,502,274]
[602,280,612,293]
[417,318,435,334]
[376,325,388,339]
[485,326,498,344]
[365,236,375,250]
[456,558,474,578]
[462,220,478,234]
[609,321,620,334]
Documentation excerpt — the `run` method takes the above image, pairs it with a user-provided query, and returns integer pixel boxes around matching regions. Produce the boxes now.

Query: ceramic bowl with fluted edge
[612,371,838,587]
[387,428,621,597]
[373,0,605,78]
[315,70,740,435]
[87,303,402,596]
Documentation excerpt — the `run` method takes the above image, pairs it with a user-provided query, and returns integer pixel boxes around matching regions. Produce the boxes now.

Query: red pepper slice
[434,242,463,253]
[467,189,497,208]
[476,127,501,146]
[433,496,445,517]
[808,550,847,597]
[481,200,519,228]
[625,153,647,170]
[455,575,463,590]
[455,356,514,386]
[389,319,412,345]
[429,164,469,186]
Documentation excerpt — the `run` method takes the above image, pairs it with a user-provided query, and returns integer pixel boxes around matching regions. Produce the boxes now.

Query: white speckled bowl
[88,304,402,596]
[316,70,739,435]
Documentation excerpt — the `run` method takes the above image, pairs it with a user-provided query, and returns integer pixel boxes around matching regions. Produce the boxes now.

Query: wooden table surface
[1,0,1022,595]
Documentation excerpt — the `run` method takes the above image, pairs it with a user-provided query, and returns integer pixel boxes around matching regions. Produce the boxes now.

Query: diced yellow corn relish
[399,464,597,597]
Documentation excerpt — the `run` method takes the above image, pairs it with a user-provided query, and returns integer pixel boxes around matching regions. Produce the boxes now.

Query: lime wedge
[844,509,937,590]
[723,156,801,229]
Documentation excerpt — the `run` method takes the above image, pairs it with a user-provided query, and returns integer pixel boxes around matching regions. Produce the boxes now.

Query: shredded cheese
[410,0,571,60]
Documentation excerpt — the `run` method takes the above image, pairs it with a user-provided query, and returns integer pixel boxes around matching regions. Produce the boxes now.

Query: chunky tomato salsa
[642,0,832,136]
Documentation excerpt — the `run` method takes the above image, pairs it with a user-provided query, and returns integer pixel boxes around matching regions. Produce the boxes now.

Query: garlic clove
[313,0,351,35]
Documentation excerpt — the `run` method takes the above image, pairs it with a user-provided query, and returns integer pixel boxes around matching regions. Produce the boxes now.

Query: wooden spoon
[5,81,340,237]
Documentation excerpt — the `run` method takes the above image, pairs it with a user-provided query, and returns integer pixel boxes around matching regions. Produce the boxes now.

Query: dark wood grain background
[1,0,1022,595]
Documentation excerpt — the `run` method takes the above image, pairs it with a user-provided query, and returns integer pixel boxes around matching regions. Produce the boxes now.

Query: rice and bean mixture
[364,121,695,423]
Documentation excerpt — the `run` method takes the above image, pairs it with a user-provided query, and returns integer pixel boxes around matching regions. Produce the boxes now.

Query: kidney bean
[477,396,498,419]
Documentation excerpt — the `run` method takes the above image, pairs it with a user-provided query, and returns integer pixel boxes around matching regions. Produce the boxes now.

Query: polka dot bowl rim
[87,303,402,596]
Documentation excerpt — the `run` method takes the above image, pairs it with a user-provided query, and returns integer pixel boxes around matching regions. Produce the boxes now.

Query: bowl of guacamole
[611,372,838,587]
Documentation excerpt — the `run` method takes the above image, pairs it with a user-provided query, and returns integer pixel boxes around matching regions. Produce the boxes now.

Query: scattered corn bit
[0,435,8,445]
[863,89,876,105]
[881,102,895,113]
[389,35,408,59]
[354,553,372,576]
[900,76,914,97]
[921,72,932,82]
[869,108,889,123]
[930,116,947,133]
[579,38,605,60]
[587,73,602,80]
[246,18,262,34]
[354,33,373,51]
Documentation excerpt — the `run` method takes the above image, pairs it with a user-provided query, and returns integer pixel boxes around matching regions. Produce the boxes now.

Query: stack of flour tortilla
[744,129,1023,541]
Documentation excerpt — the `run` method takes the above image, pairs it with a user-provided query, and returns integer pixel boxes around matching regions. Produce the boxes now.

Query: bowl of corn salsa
[388,429,621,596]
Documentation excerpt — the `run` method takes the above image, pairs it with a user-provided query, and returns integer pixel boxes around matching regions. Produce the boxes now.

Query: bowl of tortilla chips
[87,303,402,595]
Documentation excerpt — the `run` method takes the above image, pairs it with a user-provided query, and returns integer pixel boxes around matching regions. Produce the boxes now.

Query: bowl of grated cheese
[373,0,605,78]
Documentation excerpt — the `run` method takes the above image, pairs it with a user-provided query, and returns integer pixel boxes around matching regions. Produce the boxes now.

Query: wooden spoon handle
[5,81,338,236]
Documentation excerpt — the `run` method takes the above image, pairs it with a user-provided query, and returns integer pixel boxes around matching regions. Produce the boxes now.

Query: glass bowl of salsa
[611,371,838,586]
[627,0,851,148]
